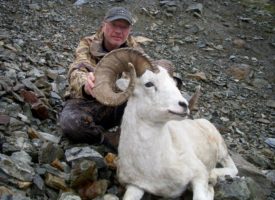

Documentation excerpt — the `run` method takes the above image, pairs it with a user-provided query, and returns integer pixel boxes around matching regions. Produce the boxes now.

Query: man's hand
[84,72,95,97]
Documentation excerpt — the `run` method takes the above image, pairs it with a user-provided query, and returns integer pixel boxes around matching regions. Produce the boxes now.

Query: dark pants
[59,98,126,144]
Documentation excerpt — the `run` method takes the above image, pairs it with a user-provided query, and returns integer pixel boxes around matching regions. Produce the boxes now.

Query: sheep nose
[179,101,188,109]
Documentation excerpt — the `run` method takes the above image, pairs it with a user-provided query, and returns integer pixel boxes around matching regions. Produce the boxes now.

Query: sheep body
[117,67,238,200]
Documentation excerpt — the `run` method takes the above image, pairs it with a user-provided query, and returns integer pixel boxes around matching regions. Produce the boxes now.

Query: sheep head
[92,48,200,117]
[129,67,190,122]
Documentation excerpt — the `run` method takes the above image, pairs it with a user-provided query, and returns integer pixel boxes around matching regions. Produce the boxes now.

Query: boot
[102,131,120,151]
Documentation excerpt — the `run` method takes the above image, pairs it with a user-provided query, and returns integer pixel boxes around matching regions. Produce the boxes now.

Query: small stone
[0,153,35,182]
[39,142,64,164]
[11,150,32,165]
[27,127,40,139]
[73,0,89,6]
[226,64,251,80]
[65,147,105,168]
[256,118,270,124]
[246,153,271,169]
[172,45,180,52]
[134,36,153,45]
[17,113,30,124]
[215,177,250,199]
[265,138,275,148]
[215,44,223,50]
[17,181,32,189]
[78,180,109,200]
[45,173,69,191]
[266,100,275,108]
[229,55,236,60]
[233,38,246,48]
[251,57,258,62]
[186,3,203,14]
[51,158,65,171]
[0,114,10,125]
[33,174,45,190]
[58,192,81,200]
[220,117,230,122]
[187,71,207,81]
[29,3,41,10]
[103,194,119,200]
[251,78,269,89]
[70,160,97,189]
[0,186,12,195]
[4,44,18,52]
[104,153,117,170]
[263,170,275,185]
[37,131,61,143]
[20,89,49,120]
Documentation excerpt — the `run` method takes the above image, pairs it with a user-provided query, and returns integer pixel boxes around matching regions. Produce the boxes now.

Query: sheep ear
[188,85,201,111]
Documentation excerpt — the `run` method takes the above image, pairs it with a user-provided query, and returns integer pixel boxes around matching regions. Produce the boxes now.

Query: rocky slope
[0,0,274,199]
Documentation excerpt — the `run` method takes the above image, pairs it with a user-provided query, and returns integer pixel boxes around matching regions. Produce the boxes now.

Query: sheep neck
[119,101,181,186]
[121,101,170,143]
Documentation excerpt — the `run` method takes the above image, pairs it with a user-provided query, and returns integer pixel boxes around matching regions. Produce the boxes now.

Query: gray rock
[232,153,274,198]
[251,78,270,89]
[266,100,275,108]
[103,194,119,200]
[215,177,251,200]
[73,0,89,6]
[9,117,25,131]
[265,138,275,148]
[65,147,103,162]
[37,131,61,143]
[186,3,203,14]
[10,150,32,165]
[263,170,275,185]
[39,142,64,164]
[21,78,45,98]
[33,174,45,190]
[58,192,81,200]
[0,153,35,182]
[40,164,70,181]
[29,3,41,11]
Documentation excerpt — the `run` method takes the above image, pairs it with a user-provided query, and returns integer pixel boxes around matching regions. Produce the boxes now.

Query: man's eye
[145,82,154,87]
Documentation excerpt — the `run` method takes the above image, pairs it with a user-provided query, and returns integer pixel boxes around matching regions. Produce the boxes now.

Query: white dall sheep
[92,48,238,200]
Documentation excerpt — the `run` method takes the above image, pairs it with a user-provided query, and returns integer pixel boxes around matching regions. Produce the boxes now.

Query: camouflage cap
[104,7,134,25]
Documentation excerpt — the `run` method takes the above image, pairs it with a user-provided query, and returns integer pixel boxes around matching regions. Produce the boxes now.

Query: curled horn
[92,48,159,106]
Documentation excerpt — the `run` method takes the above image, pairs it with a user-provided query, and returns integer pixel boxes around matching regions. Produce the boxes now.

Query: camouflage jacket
[65,30,143,99]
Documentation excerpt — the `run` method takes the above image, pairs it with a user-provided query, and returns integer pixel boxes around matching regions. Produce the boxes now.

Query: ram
[92,48,238,200]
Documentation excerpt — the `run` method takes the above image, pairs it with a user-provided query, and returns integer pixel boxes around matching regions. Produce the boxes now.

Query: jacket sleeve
[68,36,96,98]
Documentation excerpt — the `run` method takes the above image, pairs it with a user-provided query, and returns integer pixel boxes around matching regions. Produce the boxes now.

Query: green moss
[264,4,275,14]
[237,0,275,15]
[238,0,269,4]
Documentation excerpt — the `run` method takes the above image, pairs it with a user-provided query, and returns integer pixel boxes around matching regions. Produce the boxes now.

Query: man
[60,7,142,149]
[60,7,182,150]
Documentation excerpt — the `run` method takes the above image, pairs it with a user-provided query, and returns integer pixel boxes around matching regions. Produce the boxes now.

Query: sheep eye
[145,82,154,87]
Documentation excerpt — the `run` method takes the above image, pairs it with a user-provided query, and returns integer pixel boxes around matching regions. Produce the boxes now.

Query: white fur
[117,67,238,200]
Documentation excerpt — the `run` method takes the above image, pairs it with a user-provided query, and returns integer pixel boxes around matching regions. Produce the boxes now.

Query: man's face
[102,19,131,50]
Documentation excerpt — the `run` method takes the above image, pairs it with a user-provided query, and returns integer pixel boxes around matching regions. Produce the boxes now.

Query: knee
[59,108,80,135]
[59,106,103,144]
[123,185,144,200]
